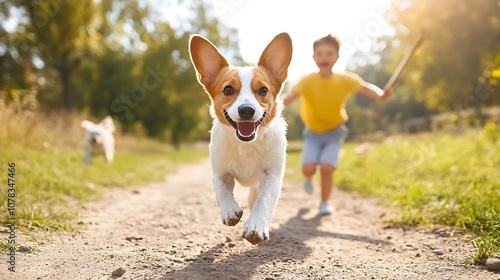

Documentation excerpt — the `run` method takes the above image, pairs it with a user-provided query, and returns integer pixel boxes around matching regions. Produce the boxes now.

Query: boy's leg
[302,164,316,179]
[301,128,321,194]
[319,141,342,203]
[318,124,347,214]
[320,163,335,201]
[302,164,316,194]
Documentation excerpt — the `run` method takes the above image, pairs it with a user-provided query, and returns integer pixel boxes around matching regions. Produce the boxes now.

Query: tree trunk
[473,83,490,127]
[474,97,485,127]
[60,68,73,112]
[56,52,79,112]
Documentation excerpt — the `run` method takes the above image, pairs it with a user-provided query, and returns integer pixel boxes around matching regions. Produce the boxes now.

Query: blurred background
[1,0,499,145]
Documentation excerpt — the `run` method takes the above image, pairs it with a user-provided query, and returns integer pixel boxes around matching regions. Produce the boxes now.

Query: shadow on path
[162,208,392,280]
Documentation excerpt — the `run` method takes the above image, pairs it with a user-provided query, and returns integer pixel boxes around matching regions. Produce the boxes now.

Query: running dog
[189,33,292,244]
[81,116,115,165]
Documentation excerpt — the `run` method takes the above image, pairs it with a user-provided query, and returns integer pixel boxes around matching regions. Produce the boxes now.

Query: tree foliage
[342,0,500,136]
[0,0,241,146]
[1,0,96,110]
[387,0,500,112]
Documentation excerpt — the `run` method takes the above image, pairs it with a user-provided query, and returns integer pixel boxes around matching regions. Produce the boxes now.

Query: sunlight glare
[216,0,393,82]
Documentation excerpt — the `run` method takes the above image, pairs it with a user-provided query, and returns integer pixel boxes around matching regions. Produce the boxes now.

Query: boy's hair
[313,34,342,53]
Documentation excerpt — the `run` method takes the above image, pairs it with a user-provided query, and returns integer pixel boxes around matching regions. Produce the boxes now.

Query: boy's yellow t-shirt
[292,72,363,133]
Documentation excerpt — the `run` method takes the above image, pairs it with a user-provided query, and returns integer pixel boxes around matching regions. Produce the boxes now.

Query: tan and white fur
[189,33,292,245]
[81,115,115,165]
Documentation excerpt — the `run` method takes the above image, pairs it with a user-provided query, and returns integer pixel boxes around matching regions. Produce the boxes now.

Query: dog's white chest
[209,118,286,187]
[230,143,267,185]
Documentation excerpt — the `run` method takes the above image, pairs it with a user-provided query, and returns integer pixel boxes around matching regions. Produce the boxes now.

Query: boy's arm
[282,91,300,106]
[358,82,392,101]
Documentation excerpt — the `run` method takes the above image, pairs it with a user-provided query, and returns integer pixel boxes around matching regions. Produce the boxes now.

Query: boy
[283,34,392,215]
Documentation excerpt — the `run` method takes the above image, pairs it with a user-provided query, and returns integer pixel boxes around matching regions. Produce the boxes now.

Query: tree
[1,0,95,110]
[388,0,500,115]
[0,0,150,111]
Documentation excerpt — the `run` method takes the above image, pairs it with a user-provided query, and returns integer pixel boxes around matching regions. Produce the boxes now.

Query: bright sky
[211,0,394,83]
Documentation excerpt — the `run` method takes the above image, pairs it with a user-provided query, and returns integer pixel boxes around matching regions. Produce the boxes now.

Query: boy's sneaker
[303,179,314,195]
[319,201,333,216]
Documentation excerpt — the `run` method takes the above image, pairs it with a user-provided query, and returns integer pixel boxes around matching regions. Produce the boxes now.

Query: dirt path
[3,159,497,280]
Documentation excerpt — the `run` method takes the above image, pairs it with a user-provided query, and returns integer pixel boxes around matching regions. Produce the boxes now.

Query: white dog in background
[80,116,115,165]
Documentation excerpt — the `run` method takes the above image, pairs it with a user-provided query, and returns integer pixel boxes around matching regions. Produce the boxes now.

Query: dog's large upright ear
[189,35,230,88]
[258,33,293,87]
[81,120,96,131]
[100,116,115,133]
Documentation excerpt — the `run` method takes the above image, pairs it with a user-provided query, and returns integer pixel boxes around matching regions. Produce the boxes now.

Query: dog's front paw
[220,202,243,226]
[242,220,269,245]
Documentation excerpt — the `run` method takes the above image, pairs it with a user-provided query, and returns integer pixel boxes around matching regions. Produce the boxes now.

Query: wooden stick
[384,30,425,89]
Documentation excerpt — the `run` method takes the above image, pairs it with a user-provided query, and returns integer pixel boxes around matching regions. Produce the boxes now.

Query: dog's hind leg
[214,174,243,226]
[83,143,91,165]
[84,154,90,165]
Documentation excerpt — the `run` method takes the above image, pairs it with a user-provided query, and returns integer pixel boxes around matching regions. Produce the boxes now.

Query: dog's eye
[223,86,235,96]
[258,87,269,96]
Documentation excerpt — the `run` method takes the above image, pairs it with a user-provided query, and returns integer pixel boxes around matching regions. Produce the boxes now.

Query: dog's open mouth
[224,110,266,142]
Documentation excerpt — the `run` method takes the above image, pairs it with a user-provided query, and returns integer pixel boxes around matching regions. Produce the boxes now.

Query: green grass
[0,137,207,235]
[0,94,208,236]
[286,124,500,264]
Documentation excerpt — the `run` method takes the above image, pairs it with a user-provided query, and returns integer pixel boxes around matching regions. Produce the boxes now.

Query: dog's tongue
[236,122,255,136]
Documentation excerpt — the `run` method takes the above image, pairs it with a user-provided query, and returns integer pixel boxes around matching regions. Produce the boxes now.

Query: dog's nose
[238,105,255,120]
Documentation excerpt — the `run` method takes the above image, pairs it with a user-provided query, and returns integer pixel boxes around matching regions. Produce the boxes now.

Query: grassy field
[0,96,208,236]
[0,139,207,234]
[286,124,500,264]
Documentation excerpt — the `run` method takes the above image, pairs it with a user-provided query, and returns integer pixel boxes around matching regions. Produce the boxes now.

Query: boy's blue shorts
[301,124,348,168]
